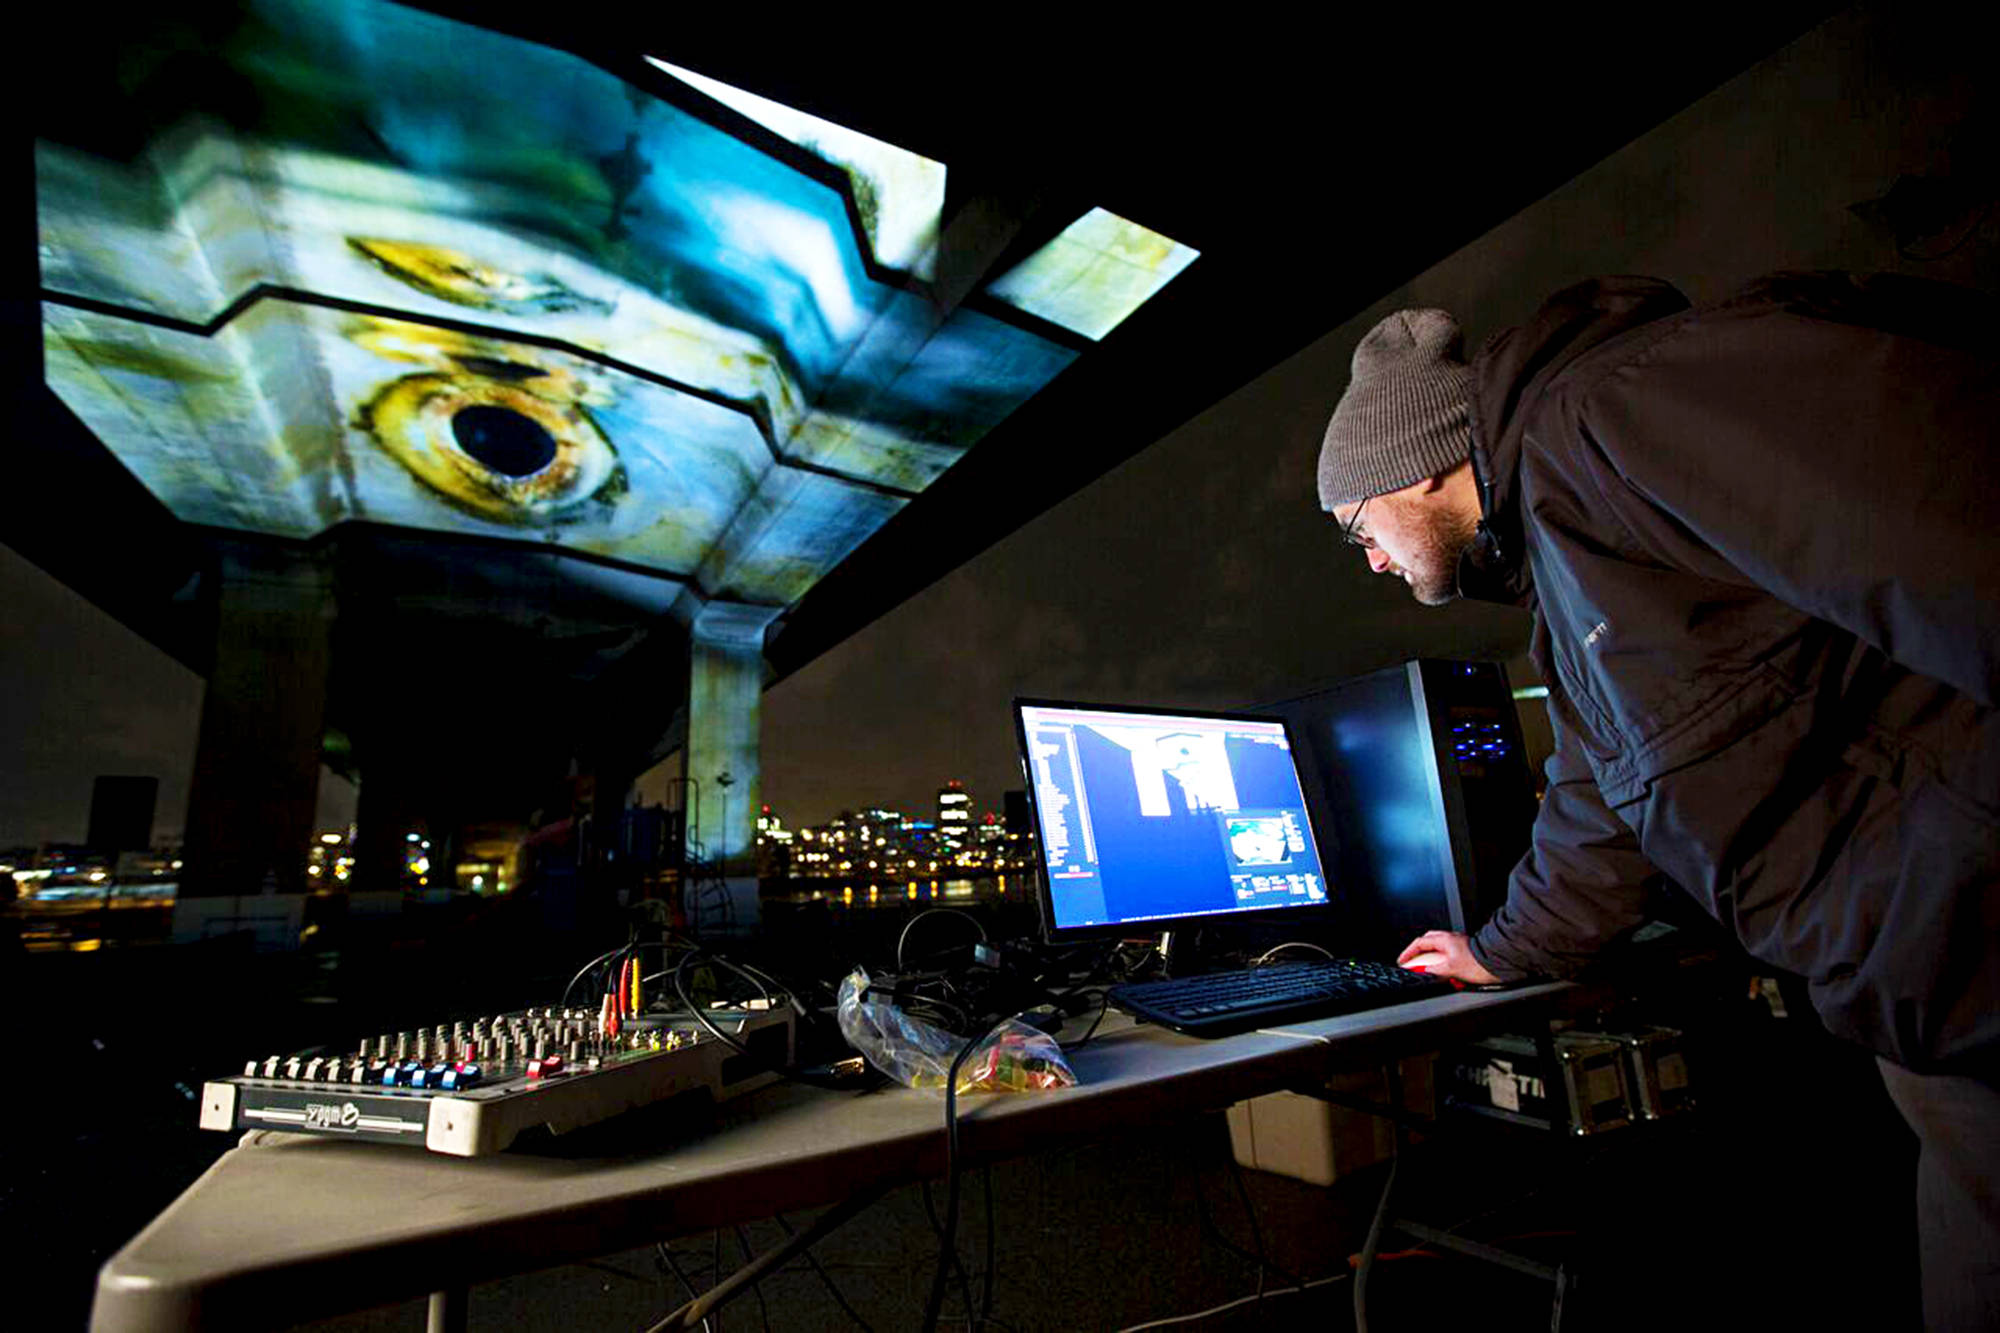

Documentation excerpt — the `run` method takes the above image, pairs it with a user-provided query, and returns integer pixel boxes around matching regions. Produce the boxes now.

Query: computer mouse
[1402,950,1450,972]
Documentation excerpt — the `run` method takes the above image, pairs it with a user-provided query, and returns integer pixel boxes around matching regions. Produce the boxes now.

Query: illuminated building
[754,805,795,879]
[936,782,972,859]
[761,788,1047,880]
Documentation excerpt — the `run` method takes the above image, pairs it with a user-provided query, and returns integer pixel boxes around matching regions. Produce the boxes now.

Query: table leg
[427,1286,467,1333]
[646,1185,889,1333]
[1352,1062,1404,1333]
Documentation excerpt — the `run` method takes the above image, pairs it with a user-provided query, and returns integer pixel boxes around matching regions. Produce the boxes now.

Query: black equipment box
[1443,1031,1634,1136]
[1588,1025,1693,1120]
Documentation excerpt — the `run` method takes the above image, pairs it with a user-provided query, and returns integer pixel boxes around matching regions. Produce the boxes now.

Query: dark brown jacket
[1460,271,2000,1075]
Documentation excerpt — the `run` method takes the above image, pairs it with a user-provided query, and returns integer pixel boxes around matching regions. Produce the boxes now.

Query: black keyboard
[1108,959,1454,1037]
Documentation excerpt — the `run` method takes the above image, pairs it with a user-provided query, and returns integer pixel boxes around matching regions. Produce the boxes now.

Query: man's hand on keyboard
[1397,930,1501,986]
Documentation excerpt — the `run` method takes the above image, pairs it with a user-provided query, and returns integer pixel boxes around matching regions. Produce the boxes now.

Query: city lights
[1,787,1030,937]
[752,785,1035,883]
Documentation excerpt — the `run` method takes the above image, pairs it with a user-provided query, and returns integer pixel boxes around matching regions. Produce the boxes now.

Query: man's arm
[1576,276,2000,706]
[1469,702,1664,980]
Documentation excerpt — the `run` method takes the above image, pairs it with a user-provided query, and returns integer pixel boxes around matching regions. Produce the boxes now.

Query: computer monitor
[1013,699,1334,941]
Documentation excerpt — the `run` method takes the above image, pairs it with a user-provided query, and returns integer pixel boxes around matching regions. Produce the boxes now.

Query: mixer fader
[201,1002,795,1156]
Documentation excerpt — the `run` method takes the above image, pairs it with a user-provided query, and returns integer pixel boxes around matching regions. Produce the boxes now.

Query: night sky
[1,542,199,847]
[0,543,360,846]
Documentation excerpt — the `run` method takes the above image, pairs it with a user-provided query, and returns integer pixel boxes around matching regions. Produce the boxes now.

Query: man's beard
[1402,504,1479,606]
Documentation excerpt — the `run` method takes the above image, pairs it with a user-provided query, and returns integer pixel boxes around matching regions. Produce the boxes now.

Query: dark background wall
[756,2,1998,822]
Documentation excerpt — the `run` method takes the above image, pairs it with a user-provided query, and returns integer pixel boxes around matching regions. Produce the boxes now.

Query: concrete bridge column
[173,542,332,949]
[351,753,426,914]
[682,602,779,937]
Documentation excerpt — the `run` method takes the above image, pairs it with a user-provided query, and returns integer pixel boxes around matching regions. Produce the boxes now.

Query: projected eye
[348,238,613,317]
[358,370,626,524]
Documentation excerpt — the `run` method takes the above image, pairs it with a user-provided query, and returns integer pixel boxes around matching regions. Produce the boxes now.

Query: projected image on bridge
[36,0,1195,605]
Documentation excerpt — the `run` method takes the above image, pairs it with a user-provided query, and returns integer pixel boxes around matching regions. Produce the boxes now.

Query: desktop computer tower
[1256,659,1539,956]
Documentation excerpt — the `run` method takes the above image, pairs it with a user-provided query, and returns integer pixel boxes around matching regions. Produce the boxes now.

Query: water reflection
[3,871,1037,955]
[765,875,1014,910]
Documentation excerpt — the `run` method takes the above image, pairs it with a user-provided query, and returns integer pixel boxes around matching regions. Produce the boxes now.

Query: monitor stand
[1158,929,1199,979]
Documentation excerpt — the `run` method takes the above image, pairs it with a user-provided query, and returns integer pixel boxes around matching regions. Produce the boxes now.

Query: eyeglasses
[1339,497,1375,549]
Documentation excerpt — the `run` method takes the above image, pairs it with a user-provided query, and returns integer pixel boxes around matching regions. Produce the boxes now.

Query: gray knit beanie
[1316,309,1474,512]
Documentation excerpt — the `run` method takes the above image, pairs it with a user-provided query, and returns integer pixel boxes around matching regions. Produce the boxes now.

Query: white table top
[92,983,1571,1332]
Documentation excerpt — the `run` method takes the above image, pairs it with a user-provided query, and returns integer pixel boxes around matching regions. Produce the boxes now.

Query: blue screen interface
[1019,704,1331,931]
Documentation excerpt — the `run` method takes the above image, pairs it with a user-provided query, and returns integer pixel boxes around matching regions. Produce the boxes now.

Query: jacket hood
[1455,276,1692,605]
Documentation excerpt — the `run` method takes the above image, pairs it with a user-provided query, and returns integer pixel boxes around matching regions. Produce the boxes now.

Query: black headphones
[1466,411,1506,568]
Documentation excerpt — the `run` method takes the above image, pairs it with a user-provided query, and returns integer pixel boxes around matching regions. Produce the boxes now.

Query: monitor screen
[1015,700,1332,936]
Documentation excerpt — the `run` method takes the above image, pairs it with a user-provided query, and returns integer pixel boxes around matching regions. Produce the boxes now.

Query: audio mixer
[200,1003,795,1156]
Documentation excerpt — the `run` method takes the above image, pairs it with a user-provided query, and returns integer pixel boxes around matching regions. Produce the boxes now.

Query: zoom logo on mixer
[304,1103,364,1131]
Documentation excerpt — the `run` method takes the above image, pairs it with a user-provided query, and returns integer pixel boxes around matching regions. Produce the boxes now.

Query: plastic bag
[836,968,1077,1093]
